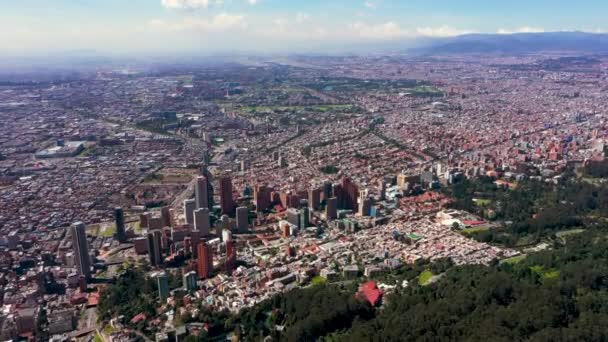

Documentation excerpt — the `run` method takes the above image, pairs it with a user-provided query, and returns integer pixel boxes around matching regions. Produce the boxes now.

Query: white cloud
[415,25,473,37]
[248,0,257,4]
[295,12,309,24]
[350,21,407,39]
[364,1,377,9]
[148,13,247,31]
[349,22,471,39]
[497,26,545,34]
[161,0,214,9]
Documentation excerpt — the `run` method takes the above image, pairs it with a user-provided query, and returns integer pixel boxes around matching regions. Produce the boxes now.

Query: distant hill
[417,32,608,55]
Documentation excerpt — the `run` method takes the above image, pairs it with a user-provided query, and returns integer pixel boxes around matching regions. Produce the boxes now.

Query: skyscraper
[147,230,163,266]
[253,185,272,212]
[341,177,359,210]
[193,208,210,236]
[300,206,310,228]
[219,176,234,215]
[322,181,333,202]
[155,272,170,301]
[197,242,213,279]
[236,206,249,233]
[190,230,201,258]
[71,222,91,279]
[183,198,196,225]
[326,197,338,220]
[195,176,209,210]
[160,206,172,227]
[287,208,300,228]
[225,239,236,272]
[378,180,387,201]
[308,188,321,211]
[183,271,198,293]
[114,207,126,243]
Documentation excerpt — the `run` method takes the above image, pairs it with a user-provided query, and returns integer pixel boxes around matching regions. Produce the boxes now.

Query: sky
[2,0,608,55]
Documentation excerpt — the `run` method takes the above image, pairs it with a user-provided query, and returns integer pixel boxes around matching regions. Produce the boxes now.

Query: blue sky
[2,0,607,55]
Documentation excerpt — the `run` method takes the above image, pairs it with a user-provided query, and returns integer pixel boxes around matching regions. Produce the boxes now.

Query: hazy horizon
[3,0,608,56]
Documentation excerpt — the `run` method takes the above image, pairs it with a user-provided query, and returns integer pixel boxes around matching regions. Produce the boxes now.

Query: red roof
[357,281,383,306]
[462,220,485,226]
[130,313,146,324]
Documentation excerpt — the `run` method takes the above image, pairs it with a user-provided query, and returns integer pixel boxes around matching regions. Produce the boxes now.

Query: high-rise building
[220,214,231,232]
[254,185,272,212]
[160,206,172,227]
[190,230,201,257]
[322,181,333,202]
[359,193,372,217]
[326,197,338,220]
[300,207,310,228]
[308,188,321,211]
[183,271,198,293]
[71,222,91,280]
[193,208,210,236]
[219,176,234,215]
[200,165,214,208]
[155,272,170,301]
[287,208,300,228]
[114,207,126,243]
[236,207,249,233]
[341,177,359,210]
[378,180,387,201]
[183,199,196,225]
[195,176,209,210]
[147,230,163,266]
[197,242,213,279]
[225,239,236,271]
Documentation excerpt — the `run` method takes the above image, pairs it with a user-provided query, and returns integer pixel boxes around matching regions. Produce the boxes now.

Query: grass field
[556,228,586,239]
[418,270,434,286]
[501,254,527,265]
[530,265,560,281]
[461,226,491,235]
[311,276,327,286]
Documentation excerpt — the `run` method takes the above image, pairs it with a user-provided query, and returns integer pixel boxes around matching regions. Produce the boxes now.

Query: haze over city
[3,0,608,55]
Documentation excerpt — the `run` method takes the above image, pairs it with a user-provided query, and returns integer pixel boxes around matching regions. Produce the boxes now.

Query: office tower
[281,221,291,238]
[197,242,213,279]
[191,230,201,257]
[148,216,163,230]
[397,173,408,190]
[183,271,198,293]
[114,207,126,243]
[219,176,234,215]
[287,208,300,228]
[322,181,333,202]
[236,207,249,233]
[326,197,338,220]
[140,212,151,229]
[359,196,372,217]
[161,206,172,227]
[225,239,236,271]
[340,177,359,210]
[220,214,231,232]
[378,180,387,201]
[195,176,209,210]
[308,188,321,211]
[155,272,170,301]
[254,185,272,212]
[183,199,196,225]
[222,229,232,243]
[147,230,163,266]
[71,222,91,279]
[193,208,210,236]
[300,207,310,228]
